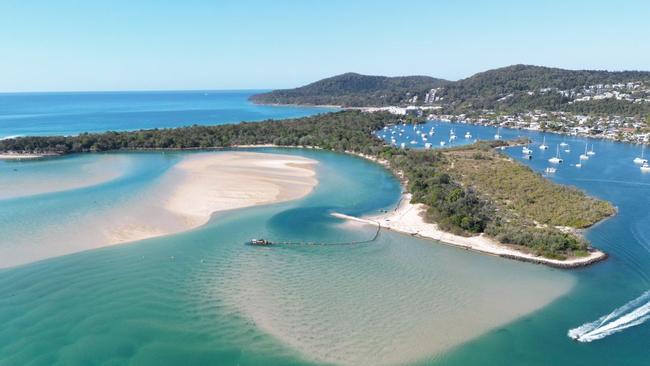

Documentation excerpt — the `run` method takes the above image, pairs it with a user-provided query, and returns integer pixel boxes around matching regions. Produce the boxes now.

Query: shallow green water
[0,149,575,365]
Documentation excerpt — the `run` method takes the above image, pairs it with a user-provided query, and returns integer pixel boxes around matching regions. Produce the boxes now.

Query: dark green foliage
[250,72,448,107]
[388,150,492,235]
[438,65,650,115]
[0,111,392,155]
[251,65,650,117]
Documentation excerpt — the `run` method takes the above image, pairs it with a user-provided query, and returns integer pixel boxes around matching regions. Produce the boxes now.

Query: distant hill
[439,65,650,115]
[249,72,448,107]
[251,65,650,116]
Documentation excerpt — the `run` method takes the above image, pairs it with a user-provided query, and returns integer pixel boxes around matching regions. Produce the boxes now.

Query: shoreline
[251,100,646,144]
[0,152,58,160]
[341,151,608,269]
[1,142,609,269]
[333,193,607,269]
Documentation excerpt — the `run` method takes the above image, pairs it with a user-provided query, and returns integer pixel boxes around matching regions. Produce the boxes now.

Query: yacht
[641,162,650,172]
[539,137,549,150]
[400,142,406,149]
[545,167,557,174]
[440,141,446,147]
[522,144,533,155]
[449,129,457,142]
[633,145,647,164]
[548,145,563,164]
[429,128,435,136]
[586,144,596,156]
[494,127,502,140]
[464,131,472,139]
[579,143,589,160]
[424,142,432,149]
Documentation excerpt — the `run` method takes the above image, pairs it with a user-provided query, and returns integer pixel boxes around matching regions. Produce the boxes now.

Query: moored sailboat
[548,145,563,164]
[633,145,647,164]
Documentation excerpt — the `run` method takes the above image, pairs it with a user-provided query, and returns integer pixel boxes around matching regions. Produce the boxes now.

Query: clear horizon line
[0,88,277,95]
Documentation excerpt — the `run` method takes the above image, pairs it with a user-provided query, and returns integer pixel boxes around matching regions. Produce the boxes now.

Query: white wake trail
[568,290,650,342]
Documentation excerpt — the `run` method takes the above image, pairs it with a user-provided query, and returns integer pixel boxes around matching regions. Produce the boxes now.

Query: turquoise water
[1,116,650,364]
[0,91,336,137]
[380,121,650,365]
[0,148,576,365]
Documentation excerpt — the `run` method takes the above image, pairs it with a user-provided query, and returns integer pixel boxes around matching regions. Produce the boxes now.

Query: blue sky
[1,0,648,92]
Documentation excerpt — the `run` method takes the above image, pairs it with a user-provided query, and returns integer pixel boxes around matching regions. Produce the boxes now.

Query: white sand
[106,151,318,244]
[0,152,48,160]
[334,194,606,268]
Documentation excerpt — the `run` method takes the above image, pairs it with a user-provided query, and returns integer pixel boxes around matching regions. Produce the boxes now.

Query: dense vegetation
[251,65,650,117]
[250,72,447,107]
[439,65,650,116]
[0,111,614,259]
[432,142,615,258]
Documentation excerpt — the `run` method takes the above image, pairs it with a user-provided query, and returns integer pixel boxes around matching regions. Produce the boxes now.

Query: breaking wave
[568,290,650,342]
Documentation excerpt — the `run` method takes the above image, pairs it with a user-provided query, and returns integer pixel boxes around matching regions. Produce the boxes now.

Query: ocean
[0,90,337,137]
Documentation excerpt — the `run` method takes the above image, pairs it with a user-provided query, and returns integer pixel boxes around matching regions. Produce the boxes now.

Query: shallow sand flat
[105,151,318,248]
[227,221,575,366]
[163,152,317,224]
[0,151,317,268]
[0,154,130,200]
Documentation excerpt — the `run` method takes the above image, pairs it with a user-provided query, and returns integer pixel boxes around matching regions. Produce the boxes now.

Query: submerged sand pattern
[0,151,317,268]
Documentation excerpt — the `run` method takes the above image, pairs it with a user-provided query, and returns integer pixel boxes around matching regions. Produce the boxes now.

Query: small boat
[575,161,582,168]
[548,145,563,164]
[579,143,589,160]
[545,167,557,174]
[586,144,596,156]
[564,147,571,153]
[249,239,271,246]
[523,154,533,160]
[522,145,533,155]
[464,132,472,139]
[494,127,502,140]
[641,162,650,173]
[560,140,568,147]
[633,145,647,164]
[400,142,406,149]
[440,141,446,147]
[539,136,549,150]
[424,142,432,149]
[429,128,435,136]
[410,140,418,145]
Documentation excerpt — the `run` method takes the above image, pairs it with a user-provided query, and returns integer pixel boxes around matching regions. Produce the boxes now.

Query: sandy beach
[0,152,50,160]
[334,193,606,268]
[105,151,318,244]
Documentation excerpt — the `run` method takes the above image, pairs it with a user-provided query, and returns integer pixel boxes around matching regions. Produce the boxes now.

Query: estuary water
[1,100,649,365]
[0,90,337,137]
[379,121,650,365]
[0,148,574,365]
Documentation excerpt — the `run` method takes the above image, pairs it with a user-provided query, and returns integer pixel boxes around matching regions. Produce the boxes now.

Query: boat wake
[568,290,650,342]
